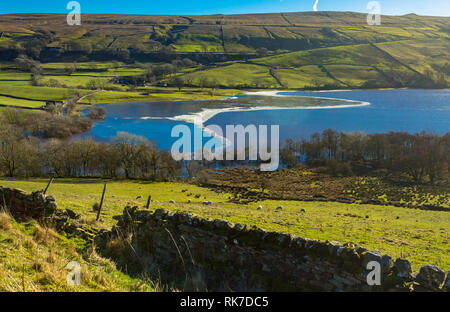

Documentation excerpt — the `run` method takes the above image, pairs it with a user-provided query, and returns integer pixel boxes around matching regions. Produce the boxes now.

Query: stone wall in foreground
[0,186,58,220]
[96,207,450,292]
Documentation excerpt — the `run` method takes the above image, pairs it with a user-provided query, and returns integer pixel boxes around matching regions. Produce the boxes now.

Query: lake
[75,89,450,150]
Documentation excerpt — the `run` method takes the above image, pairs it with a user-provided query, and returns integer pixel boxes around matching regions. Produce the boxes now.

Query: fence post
[43,177,54,195]
[96,183,107,221]
[146,195,152,209]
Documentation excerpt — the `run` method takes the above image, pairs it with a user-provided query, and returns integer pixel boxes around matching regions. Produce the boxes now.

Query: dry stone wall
[0,186,100,240]
[0,186,58,220]
[96,207,450,292]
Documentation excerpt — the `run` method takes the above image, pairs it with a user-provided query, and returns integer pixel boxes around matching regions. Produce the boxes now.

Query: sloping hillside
[183,39,449,89]
[1,12,449,56]
[0,12,448,91]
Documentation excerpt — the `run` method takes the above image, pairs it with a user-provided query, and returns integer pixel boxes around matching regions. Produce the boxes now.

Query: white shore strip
[141,91,370,125]
[139,91,371,150]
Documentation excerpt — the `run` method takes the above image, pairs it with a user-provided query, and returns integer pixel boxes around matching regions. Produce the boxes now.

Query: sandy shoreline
[142,90,371,126]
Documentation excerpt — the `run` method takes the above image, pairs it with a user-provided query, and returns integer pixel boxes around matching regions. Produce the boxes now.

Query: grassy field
[81,87,241,104]
[177,39,449,89]
[0,178,448,272]
[0,96,45,108]
[184,63,280,88]
[0,84,89,102]
[0,64,243,107]
[275,66,340,89]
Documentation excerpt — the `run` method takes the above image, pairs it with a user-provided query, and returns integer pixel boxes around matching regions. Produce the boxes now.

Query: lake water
[76,89,450,150]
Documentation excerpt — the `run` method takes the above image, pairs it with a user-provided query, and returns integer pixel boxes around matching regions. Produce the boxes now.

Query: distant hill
[1,12,449,56]
[0,12,448,89]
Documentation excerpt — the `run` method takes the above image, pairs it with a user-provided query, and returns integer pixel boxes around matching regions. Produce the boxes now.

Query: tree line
[280,129,450,183]
[0,126,180,180]
[0,108,180,180]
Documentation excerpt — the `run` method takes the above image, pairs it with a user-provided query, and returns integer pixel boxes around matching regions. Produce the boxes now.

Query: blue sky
[1,0,449,16]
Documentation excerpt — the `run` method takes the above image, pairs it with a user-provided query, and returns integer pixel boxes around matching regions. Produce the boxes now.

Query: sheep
[300,208,306,213]
[187,199,192,204]
[257,205,263,211]
[276,206,283,211]
[202,201,213,206]
[136,195,142,200]
[169,200,176,204]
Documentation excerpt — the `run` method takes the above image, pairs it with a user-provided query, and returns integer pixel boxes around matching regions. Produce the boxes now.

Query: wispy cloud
[313,0,319,12]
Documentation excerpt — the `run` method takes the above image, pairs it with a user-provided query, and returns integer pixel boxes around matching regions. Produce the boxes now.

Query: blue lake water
[76,89,450,150]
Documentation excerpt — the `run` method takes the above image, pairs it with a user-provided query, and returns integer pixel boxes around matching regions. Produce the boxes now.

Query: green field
[0,96,45,108]
[0,178,448,272]
[184,63,280,88]
[0,64,242,107]
[176,38,449,89]
[275,66,340,89]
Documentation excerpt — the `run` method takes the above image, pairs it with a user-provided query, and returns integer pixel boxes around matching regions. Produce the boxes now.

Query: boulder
[362,250,382,267]
[328,241,341,255]
[394,258,412,279]
[416,264,446,289]
[65,208,80,220]
[380,255,394,274]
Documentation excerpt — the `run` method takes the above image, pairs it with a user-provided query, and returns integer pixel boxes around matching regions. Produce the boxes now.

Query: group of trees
[141,58,197,84]
[14,54,42,77]
[0,122,181,180]
[281,129,450,183]
[2,107,94,140]
[0,107,180,180]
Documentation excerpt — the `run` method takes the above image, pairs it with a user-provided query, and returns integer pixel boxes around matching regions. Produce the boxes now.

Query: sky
[0,0,449,17]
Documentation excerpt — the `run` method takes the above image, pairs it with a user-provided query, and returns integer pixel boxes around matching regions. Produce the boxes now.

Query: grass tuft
[0,211,12,230]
